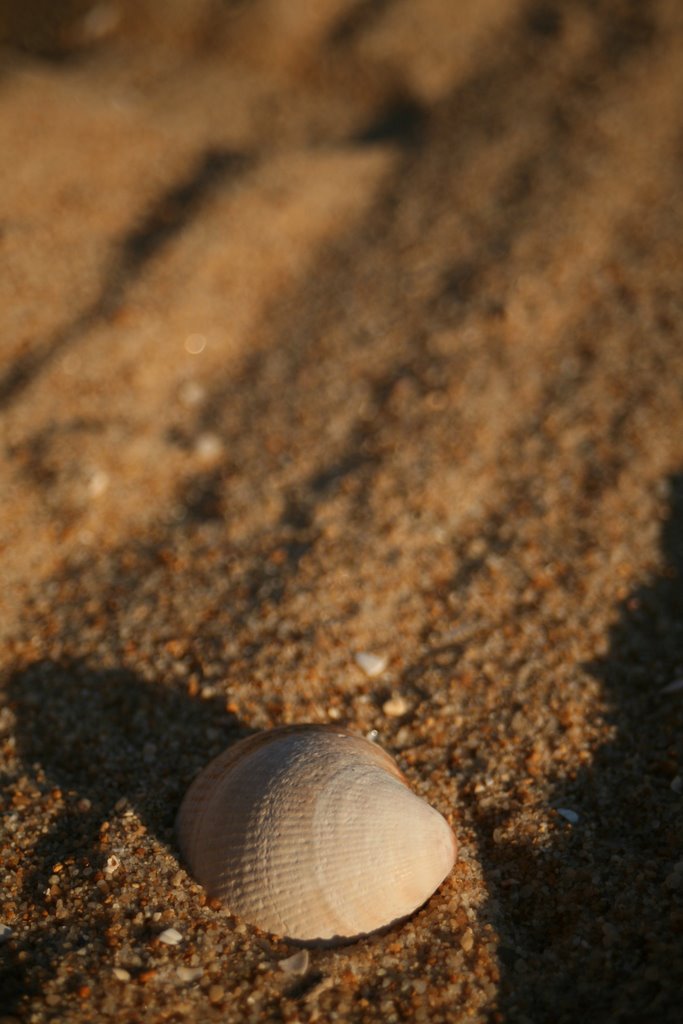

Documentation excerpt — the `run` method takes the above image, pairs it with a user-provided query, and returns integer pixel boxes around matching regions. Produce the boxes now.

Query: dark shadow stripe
[0,148,252,409]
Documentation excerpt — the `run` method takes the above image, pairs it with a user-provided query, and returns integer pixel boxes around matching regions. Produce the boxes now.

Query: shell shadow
[479,473,683,1023]
[1,658,247,1011]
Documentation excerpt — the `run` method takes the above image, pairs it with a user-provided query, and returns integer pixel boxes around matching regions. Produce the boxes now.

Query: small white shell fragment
[104,854,121,876]
[179,379,205,407]
[0,924,12,944]
[660,678,683,694]
[278,949,310,976]
[195,433,223,462]
[177,966,204,983]
[87,469,109,498]
[184,333,207,354]
[354,651,388,677]
[112,967,131,982]
[382,695,411,717]
[158,927,183,946]
[176,725,456,944]
[557,808,579,824]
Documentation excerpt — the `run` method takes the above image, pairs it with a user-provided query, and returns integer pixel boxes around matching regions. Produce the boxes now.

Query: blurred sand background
[1,1,683,1021]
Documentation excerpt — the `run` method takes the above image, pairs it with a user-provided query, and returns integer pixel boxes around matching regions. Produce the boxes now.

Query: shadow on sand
[1,659,246,1011]
[479,474,683,1023]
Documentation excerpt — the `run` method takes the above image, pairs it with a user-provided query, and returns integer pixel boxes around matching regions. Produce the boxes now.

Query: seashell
[176,725,456,944]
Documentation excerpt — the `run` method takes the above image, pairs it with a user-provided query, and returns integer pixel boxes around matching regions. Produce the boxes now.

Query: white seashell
[176,725,456,944]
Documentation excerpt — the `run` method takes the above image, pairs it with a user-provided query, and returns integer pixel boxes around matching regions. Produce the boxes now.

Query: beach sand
[1,2,682,1020]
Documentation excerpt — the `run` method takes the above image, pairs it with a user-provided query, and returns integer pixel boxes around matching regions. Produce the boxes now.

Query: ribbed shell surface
[176,726,456,943]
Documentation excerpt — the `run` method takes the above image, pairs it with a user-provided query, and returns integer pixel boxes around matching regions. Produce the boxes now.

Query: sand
[1,1,683,1021]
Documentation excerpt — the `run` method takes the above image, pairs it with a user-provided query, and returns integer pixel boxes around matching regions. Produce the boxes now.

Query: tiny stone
[0,924,13,944]
[670,775,682,793]
[557,808,579,824]
[382,695,410,717]
[661,678,683,694]
[179,379,205,407]
[208,984,225,1004]
[304,976,334,1003]
[158,927,183,945]
[112,968,131,982]
[278,949,309,976]
[195,433,223,461]
[460,927,474,952]
[88,469,109,497]
[105,855,121,875]
[354,651,388,677]
[177,966,203,984]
